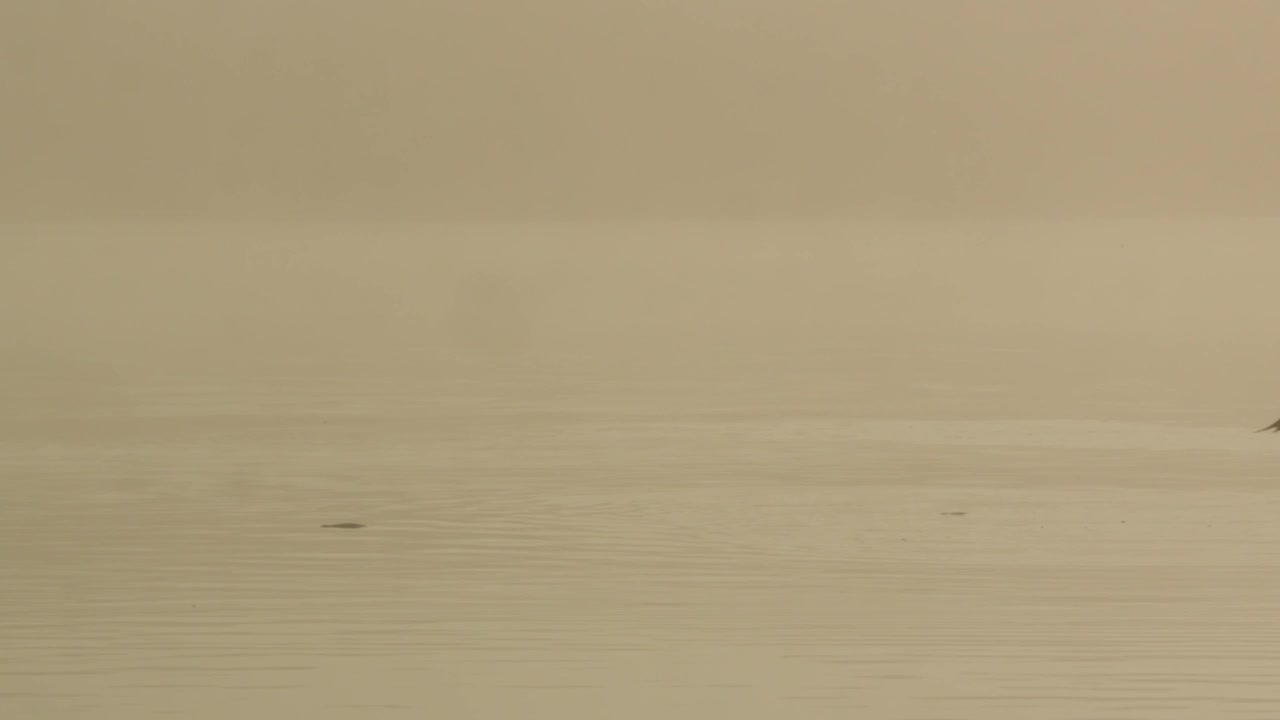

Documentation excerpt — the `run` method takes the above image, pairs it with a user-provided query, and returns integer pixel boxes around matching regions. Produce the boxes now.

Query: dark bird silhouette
[1256,419,1280,433]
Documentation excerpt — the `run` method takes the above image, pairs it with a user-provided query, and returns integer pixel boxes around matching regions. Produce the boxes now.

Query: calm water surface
[5,373,1280,719]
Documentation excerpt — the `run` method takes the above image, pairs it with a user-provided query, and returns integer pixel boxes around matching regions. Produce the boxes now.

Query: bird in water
[321,523,366,529]
[1256,418,1280,433]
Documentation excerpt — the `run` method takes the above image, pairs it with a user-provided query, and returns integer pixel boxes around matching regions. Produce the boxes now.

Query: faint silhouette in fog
[1255,418,1280,433]
[446,272,535,361]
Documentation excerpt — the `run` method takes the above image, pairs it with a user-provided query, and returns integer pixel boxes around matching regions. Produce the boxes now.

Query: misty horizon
[5,219,1280,429]
[11,4,1280,718]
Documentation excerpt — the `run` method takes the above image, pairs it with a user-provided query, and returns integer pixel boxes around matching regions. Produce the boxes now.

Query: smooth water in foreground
[5,373,1280,719]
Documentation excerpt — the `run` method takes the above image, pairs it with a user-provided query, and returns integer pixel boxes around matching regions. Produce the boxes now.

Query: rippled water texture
[5,377,1280,719]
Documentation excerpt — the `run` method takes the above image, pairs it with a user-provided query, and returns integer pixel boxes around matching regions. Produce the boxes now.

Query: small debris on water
[322,523,366,529]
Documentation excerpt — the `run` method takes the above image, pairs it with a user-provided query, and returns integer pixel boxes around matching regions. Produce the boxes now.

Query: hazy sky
[7,1,1280,221]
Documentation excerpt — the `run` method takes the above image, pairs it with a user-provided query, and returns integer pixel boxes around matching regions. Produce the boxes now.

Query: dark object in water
[1256,418,1280,433]
[322,523,366,529]
[940,512,967,516]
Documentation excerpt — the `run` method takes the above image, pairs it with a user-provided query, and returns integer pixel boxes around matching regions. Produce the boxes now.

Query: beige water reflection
[5,380,1280,719]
